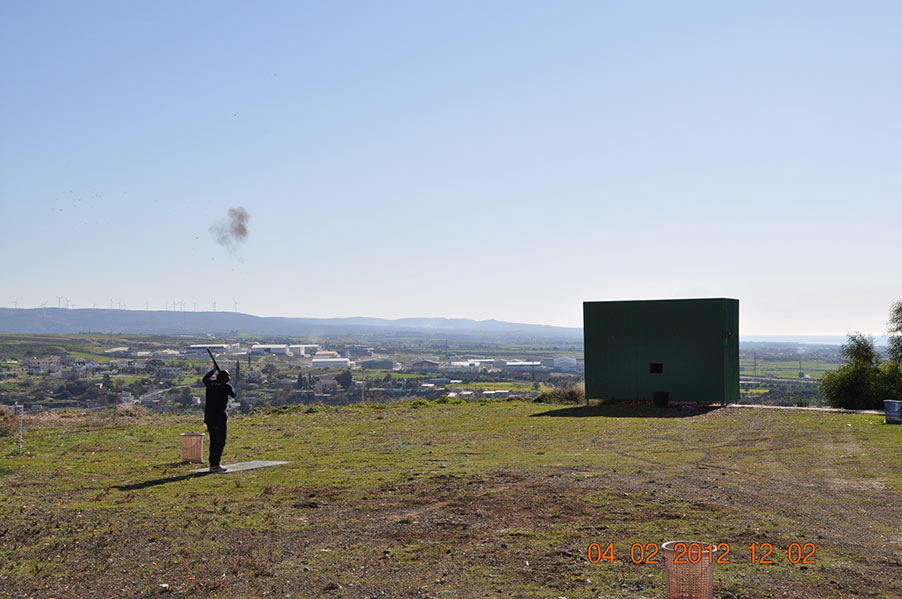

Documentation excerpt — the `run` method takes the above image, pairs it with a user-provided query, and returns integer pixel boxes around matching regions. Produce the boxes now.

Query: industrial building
[186,343,240,355]
[583,298,739,405]
[289,344,320,356]
[249,344,292,356]
[361,359,395,369]
[409,358,441,372]
[311,357,351,368]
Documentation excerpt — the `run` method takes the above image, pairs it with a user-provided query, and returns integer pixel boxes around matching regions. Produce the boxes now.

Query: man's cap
[217,370,230,380]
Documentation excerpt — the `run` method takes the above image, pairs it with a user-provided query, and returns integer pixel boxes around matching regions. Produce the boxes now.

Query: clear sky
[2,1,901,334]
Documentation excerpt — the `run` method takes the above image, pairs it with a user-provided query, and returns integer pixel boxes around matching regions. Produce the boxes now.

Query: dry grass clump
[532,383,585,404]
[0,405,16,437]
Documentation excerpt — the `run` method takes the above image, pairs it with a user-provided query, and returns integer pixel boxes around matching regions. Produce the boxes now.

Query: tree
[336,368,353,391]
[841,333,881,367]
[176,386,194,408]
[821,333,883,409]
[888,301,902,363]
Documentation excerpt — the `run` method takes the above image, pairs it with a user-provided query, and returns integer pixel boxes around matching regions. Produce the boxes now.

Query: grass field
[355,370,422,380]
[450,381,553,393]
[739,359,842,380]
[1,401,900,598]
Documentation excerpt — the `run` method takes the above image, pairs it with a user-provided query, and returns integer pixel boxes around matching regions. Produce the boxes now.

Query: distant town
[0,330,854,416]
[0,334,586,415]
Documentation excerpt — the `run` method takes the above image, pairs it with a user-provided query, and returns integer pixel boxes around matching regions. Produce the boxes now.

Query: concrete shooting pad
[192,460,289,474]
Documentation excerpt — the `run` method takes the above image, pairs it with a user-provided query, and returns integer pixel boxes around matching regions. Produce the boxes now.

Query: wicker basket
[180,432,205,463]
[662,541,716,599]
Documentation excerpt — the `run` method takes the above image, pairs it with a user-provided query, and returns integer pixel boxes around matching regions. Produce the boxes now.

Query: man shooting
[203,350,236,473]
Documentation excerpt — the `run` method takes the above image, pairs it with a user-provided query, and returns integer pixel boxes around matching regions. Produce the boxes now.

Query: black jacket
[203,369,236,425]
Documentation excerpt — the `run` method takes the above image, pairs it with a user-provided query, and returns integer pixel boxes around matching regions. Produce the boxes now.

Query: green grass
[740,359,841,380]
[355,369,421,380]
[1,401,900,598]
[67,350,114,363]
[450,381,552,393]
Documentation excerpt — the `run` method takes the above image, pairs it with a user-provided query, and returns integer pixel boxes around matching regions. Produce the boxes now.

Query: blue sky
[2,1,901,334]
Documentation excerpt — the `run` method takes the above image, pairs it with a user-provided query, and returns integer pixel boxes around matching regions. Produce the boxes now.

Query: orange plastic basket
[662,541,716,599]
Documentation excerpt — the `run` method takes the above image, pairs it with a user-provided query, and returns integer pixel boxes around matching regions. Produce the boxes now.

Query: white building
[249,344,293,356]
[312,357,351,368]
[553,356,585,372]
[289,344,320,356]
[446,360,484,372]
[186,343,239,355]
[504,360,544,372]
[410,359,441,372]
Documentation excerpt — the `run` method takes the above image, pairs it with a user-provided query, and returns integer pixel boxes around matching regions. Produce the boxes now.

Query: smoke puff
[211,207,250,251]
[227,207,249,239]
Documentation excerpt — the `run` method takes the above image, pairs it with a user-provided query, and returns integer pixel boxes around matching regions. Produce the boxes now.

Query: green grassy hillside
[1,401,900,598]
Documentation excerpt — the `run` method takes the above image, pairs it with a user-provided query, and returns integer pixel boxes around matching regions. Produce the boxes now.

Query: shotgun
[206,347,220,371]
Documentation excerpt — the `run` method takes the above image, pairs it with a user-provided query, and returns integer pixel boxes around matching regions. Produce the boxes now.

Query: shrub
[820,334,895,410]
[0,405,13,437]
[434,395,463,405]
[533,384,585,404]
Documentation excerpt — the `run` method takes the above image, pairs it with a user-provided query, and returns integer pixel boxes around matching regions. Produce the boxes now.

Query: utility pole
[16,403,23,455]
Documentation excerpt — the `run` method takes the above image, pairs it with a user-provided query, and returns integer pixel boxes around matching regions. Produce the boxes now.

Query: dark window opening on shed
[649,363,664,374]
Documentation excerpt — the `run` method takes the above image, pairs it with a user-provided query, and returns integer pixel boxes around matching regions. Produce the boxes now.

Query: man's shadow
[113,463,211,491]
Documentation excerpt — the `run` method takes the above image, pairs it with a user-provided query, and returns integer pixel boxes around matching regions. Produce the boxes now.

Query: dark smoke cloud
[211,207,250,252]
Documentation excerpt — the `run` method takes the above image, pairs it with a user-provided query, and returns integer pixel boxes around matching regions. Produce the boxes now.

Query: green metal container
[583,298,739,405]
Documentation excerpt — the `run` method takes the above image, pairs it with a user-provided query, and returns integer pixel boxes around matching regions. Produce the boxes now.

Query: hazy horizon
[1,306,893,345]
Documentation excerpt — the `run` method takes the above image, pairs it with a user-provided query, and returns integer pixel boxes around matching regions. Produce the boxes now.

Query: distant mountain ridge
[0,308,584,342]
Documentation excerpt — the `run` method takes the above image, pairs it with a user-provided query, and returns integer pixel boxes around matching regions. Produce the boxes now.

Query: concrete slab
[192,460,289,474]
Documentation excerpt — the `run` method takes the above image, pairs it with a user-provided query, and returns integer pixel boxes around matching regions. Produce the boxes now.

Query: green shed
[583,298,739,405]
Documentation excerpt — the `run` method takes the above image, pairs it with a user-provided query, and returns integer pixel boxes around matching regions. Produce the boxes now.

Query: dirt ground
[1,404,900,598]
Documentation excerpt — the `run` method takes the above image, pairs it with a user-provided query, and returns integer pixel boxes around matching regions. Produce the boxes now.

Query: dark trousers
[207,423,227,467]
